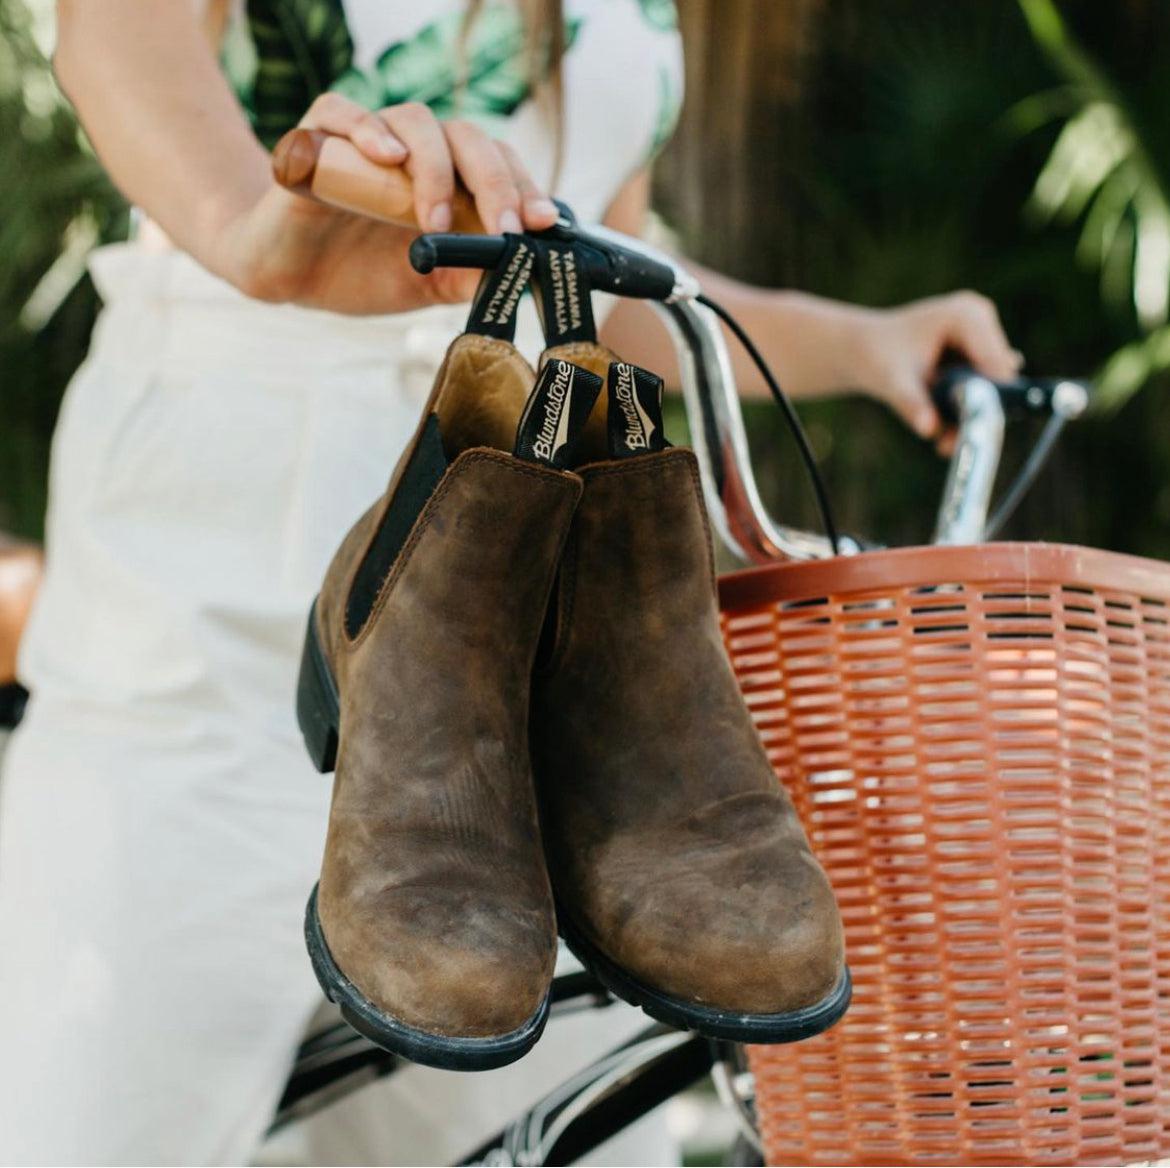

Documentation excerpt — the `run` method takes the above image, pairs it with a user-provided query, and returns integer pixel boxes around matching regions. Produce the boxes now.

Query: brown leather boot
[531,357,851,1043]
[297,333,601,1070]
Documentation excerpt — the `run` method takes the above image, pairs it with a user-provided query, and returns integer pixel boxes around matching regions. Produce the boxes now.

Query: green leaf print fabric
[635,0,678,33]
[333,7,580,123]
[224,2,585,147]
[225,0,355,149]
[220,0,684,196]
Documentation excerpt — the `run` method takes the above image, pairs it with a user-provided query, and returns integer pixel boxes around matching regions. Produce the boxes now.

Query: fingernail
[498,209,522,235]
[916,410,935,438]
[429,202,452,232]
[377,132,407,160]
[528,197,559,221]
[1011,348,1025,370]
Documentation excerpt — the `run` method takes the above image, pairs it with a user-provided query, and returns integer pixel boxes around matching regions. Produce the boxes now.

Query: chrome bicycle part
[711,1044,763,1157]
[933,373,1006,545]
[655,297,847,563]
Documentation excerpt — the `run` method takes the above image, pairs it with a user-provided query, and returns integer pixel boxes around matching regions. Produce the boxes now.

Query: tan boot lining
[433,336,536,457]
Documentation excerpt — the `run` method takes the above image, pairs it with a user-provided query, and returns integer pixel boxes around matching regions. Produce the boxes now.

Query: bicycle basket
[718,541,1170,1167]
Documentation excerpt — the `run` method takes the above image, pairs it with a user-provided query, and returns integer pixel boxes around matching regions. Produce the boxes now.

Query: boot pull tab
[464,234,536,342]
[531,240,597,346]
[606,361,668,458]
[514,359,603,469]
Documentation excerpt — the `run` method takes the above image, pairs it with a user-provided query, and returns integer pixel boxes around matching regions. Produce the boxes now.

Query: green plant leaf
[1018,0,1170,400]
[1096,324,1170,409]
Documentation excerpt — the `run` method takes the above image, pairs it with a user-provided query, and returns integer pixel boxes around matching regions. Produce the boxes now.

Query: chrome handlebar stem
[932,375,1006,546]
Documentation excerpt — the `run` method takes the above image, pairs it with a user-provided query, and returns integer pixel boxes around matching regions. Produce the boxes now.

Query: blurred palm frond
[1019,0,1170,407]
[0,0,126,537]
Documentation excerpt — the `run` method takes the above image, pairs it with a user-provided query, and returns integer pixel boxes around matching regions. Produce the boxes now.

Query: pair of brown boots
[298,332,849,1071]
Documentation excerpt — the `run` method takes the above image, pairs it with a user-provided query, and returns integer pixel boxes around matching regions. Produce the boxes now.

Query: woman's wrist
[766,290,883,399]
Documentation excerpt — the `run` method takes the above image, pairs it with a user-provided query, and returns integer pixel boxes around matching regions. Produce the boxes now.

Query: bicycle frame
[272,972,724,1167]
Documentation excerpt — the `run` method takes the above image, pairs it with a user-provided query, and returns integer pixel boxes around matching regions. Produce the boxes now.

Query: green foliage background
[2,0,1169,558]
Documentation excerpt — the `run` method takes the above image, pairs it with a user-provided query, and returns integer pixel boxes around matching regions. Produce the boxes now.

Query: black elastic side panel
[531,241,596,345]
[465,234,535,341]
[514,359,603,469]
[606,361,668,458]
[345,414,448,639]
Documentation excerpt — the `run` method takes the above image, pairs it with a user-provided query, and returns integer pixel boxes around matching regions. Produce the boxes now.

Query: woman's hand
[212,94,559,315]
[851,291,1023,448]
[54,4,555,317]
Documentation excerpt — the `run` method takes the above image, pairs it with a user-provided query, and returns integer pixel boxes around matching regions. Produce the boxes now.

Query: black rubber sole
[305,884,551,1072]
[556,905,853,1044]
[296,600,339,773]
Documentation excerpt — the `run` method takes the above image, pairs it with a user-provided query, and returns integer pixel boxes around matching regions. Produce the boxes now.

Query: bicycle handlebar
[410,228,682,301]
[272,129,1088,559]
[271,130,682,300]
[932,367,1090,427]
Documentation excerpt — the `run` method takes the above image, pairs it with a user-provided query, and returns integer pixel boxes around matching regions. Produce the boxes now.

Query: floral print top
[221,0,684,222]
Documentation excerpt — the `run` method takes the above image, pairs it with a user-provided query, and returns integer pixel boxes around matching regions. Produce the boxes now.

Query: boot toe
[321,883,556,1039]
[571,795,846,1016]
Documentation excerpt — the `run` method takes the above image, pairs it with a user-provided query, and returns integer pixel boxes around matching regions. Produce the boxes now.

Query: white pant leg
[0,701,332,1166]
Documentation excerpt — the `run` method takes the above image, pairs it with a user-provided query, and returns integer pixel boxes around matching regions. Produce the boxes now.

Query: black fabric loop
[464,233,537,342]
[606,361,667,459]
[531,240,597,346]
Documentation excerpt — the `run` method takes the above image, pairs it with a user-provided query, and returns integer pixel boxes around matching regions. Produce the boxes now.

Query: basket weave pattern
[718,544,1170,1166]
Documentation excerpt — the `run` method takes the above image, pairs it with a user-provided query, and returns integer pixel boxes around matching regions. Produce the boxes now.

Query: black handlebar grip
[931,366,1075,426]
[931,367,973,427]
[410,231,677,300]
[574,243,678,301]
[409,234,508,275]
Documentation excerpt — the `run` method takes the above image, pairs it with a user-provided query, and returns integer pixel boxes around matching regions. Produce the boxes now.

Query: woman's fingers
[885,369,939,440]
[379,103,456,230]
[499,141,560,229]
[870,291,1023,447]
[935,291,1022,381]
[442,119,527,234]
[298,95,555,235]
[299,92,407,165]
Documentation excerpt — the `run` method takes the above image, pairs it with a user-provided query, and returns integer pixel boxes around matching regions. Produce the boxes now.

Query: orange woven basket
[718,541,1170,1167]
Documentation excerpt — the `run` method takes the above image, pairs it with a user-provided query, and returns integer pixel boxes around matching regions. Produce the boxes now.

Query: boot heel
[297,601,340,773]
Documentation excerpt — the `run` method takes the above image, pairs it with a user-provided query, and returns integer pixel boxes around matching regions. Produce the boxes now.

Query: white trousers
[0,246,671,1166]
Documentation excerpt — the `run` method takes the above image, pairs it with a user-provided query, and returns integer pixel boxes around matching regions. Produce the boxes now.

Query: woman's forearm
[54,0,269,279]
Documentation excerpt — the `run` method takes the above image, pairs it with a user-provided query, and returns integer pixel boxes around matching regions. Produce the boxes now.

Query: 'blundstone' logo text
[548,249,584,334]
[613,363,656,451]
[482,243,533,325]
[533,363,574,462]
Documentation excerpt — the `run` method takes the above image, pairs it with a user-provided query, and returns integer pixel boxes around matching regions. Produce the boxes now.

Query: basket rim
[718,540,1170,611]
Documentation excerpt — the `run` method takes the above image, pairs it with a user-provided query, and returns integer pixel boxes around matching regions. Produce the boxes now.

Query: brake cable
[696,293,841,557]
[984,412,1068,539]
